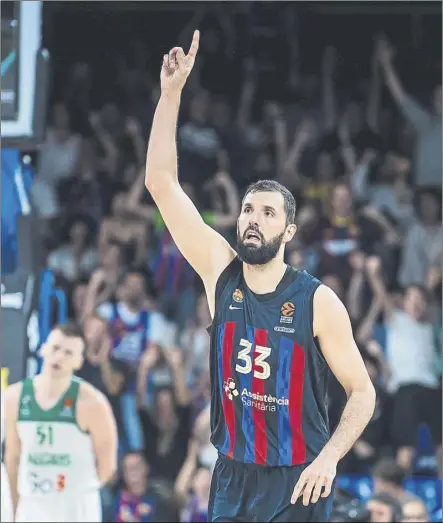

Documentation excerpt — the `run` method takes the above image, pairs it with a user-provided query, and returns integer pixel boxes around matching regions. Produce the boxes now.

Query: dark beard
[236,228,285,266]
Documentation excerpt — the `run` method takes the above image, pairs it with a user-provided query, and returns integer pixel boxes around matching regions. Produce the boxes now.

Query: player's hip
[209,453,335,522]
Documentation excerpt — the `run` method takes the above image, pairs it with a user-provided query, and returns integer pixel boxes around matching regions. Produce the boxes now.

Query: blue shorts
[209,453,335,523]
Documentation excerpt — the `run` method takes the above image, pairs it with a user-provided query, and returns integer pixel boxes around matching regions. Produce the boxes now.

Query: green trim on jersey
[18,376,82,424]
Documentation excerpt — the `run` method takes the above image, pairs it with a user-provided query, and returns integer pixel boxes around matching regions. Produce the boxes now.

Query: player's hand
[291,453,337,506]
[160,30,200,94]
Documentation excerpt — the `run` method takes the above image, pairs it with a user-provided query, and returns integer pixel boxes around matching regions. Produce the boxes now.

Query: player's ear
[39,343,48,357]
[283,223,297,243]
[73,352,84,372]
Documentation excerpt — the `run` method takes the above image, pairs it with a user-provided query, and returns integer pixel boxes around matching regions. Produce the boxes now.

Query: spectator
[70,278,89,324]
[103,451,178,522]
[400,494,429,523]
[378,38,441,188]
[137,346,192,483]
[47,214,98,283]
[178,91,221,185]
[177,465,211,522]
[367,256,442,474]
[32,103,82,218]
[99,191,149,268]
[316,183,360,284]
[77,314,129,443]
[399,190,442,289]
[367,492,403,522]
[372,457,409,503]
[84,268,166,451]
[180,292,211,382]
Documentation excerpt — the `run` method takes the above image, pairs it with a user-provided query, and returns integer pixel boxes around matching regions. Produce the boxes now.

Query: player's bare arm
[4,382,23,516]
[292,285,376,506]
[76,382,118,485]
[145,30,236,316]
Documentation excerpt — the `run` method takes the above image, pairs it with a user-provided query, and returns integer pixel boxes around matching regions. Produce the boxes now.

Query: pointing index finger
[187,30,200,59]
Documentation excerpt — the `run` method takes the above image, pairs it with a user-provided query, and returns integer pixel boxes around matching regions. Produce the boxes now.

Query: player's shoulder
[5,380,25,399]
[4,380,24,416]
[77,379,108,406]
[313,283,345,309]
[215,256,242,297]
[313,283,350,334]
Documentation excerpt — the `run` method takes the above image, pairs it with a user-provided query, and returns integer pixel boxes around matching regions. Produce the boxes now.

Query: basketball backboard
[1,1,49,149]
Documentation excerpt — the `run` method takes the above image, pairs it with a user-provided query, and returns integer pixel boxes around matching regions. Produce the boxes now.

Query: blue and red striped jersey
[209,258,330,467]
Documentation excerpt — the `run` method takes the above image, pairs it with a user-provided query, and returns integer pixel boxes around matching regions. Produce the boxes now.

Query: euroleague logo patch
[232,289,244,303]
[280,302,295,324]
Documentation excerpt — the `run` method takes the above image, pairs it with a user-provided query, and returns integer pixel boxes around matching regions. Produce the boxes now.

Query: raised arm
[145,31,236,314]
[321,47,338,132]
[366,39,382,132]
[377,37,431,129]
[365,255,394,321]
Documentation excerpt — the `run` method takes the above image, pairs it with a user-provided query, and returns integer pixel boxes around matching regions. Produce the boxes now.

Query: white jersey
[16,376,100,498]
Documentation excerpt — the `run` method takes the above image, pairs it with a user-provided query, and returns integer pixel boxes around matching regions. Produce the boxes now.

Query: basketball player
[1,371,13,522]
[145,31,376,522]
[4,323,118,522]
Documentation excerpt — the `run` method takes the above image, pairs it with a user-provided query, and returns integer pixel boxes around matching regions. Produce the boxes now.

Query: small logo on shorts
[232,289,244,303]
[224,378,239,400]
[280,302,295,324]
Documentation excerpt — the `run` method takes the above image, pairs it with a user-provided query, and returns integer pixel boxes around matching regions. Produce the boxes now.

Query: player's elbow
[144,168,176,195]
[348,378,376,412]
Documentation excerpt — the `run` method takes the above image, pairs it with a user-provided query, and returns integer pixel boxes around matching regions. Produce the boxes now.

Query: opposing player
[1,369,13,522]
[145,31,376,522]
[4,323,117,522]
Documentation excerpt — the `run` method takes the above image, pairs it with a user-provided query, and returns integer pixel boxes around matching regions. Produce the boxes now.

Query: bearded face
[236,224,286,265]
[236,191,295,266]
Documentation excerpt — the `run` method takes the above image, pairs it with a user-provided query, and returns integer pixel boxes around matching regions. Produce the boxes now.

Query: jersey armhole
[72,378,89,434]
[207,256,242,335]
[309,281,327,366]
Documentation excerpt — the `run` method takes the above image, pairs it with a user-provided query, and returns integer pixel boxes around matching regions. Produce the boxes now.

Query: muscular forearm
[145,91,182,190]
[320,387,375,461]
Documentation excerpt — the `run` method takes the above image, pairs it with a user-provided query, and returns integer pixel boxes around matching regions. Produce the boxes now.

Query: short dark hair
[372,457,407,486]
[243,180,296,225]
[52,322,86,351]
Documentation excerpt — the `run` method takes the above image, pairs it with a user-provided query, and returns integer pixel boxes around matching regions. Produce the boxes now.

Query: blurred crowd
[29,3,441,522]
